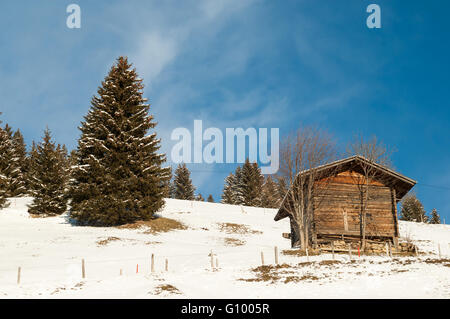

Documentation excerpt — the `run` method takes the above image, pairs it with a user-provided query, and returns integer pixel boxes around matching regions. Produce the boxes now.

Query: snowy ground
[0,197,449,299]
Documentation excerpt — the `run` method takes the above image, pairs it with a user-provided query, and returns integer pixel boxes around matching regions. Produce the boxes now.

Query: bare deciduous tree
[346,134,395,250]
[278,126,337,249]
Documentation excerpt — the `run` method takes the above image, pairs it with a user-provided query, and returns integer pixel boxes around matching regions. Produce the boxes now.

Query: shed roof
[274,155,416,221]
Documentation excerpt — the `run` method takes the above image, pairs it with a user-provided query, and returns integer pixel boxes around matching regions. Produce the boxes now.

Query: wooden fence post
[385,242,389,257]
[151,254,155,273]
[17,267,21,285]
[414,245,418,257]
[331,241,335,260]
[215,258,219,269]
[211,250,214,270]
[120,269,123,276]
[82,259,85,279]
[274,246,279,265]
[261,251,265,266]
[438,243,441,258]
[165,258,168,272]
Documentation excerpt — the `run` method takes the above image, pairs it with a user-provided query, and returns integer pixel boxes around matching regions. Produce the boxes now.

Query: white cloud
[132,32,178,85]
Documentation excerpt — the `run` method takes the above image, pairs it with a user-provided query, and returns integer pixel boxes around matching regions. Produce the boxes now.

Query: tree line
[0,56,442,230]
[165,158,285,209]
[0,119,71,215]
[1,57,169,226]
[399,193,441,224]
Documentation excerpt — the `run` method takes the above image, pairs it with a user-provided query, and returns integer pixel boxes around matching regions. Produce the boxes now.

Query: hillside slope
[0,197,449,298]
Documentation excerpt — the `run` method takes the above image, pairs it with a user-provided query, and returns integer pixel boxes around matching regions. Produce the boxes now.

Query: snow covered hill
[0,197,449,298]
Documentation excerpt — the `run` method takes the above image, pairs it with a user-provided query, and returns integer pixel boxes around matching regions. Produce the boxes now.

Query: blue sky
[0,1,448,220]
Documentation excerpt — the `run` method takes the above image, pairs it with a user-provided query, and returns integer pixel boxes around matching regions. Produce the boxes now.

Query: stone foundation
[317,240,417,255]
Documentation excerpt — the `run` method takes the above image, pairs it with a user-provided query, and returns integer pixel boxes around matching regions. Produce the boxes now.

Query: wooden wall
[312,171,397,239]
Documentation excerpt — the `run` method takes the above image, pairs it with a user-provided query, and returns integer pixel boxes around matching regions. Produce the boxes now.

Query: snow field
[0,197,449,298]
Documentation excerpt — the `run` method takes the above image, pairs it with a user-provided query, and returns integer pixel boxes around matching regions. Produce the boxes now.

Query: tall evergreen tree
[4,124,13,139]
[233,166,245,205]
[221,172,236,204]
[0,116,11,207]
[27,128,69,216]
[207,194,214,203]
[26,141,38,189]
[0,123,20,202]
[240,159,263,207]
[399,193,427,222]
[429,208,441,224]
[68,56,170,226]
[195,193,204,201]
[10,129,28,196]
[173,163,195,200]
[261,176,279,208]
[221,162,264,207]
[251,162,264,205]
[161,166,173,198]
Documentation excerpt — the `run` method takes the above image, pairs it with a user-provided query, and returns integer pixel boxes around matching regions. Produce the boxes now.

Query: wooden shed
[274,155,416,248]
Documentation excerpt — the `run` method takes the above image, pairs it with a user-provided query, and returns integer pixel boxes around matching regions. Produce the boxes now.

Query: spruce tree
[10,129,28,196]
[4,124,13,139]
[251,162,264,205]
[221,172,236,204]
[69,56,170,226]
[399,193,427,222]
[27,128,69,216]
[168,168,176,198]
[261,176,279,208]
[0,119,11,207]
[195,193,204,201]
[240,159,263,207]
[173,163,195,200]
[0,123,20,203]
[429,208,441,224]
[233,166,245,205]
[161,166,173,199]
[26,141,38,189]
[207,194,214,203]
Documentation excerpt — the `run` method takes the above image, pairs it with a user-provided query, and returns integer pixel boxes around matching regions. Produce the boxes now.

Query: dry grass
[239,264,324,284]
[423,258,450,267]
[224,237,246,247]
[391,251,419,257]
[96,236,121,246]
[296,261,314,266]
[153,284,182,295]
[318,260,341,266]
[284,274,319,283]
[281,249,320,257]
[217,223,262,235]
[118,217,187,234]
[29,213,59,218]
[392,269,409,273]
[144,241,162,245]
[238,264,291,283]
